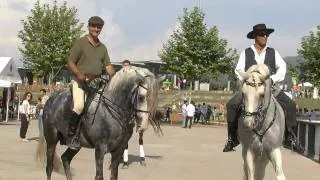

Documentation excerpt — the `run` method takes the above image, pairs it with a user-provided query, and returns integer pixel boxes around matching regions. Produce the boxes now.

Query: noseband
[241,80,266,120]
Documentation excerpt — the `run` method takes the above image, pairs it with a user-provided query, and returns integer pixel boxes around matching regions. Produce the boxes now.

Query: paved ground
[0,120,319,180]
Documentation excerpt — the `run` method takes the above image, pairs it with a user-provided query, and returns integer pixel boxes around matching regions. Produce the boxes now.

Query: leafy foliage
[159,7,237,82]
[18,0,84,82]
[298,25,320,87]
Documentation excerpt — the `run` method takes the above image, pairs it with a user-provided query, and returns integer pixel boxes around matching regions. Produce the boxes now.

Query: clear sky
[0,0,319,62]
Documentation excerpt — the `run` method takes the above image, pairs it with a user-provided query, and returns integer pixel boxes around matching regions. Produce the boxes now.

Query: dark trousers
[20,114,29,139]
[185,116,193,128]
[226,91,296,132]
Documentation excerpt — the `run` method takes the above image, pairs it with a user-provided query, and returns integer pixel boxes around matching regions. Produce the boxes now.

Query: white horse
[238,64,286,180]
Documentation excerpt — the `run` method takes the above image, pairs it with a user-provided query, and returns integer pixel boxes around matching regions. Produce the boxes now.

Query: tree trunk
[49,69,54,85]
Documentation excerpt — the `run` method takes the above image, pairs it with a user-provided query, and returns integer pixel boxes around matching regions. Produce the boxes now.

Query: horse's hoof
[140,158,147,167]
[122,162,129,169]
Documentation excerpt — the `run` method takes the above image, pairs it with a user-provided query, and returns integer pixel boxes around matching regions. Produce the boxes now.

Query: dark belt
[85,74,101,81]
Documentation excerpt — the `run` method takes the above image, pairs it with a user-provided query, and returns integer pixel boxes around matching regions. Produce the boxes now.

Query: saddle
[72,78,108,126]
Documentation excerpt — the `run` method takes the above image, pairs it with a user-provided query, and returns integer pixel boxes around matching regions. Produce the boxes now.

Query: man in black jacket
[222,23,304,153]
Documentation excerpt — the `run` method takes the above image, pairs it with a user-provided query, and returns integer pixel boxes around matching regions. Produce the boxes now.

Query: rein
[85,70,152,128]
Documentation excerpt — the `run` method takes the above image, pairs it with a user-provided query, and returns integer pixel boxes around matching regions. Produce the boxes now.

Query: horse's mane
[246,64,270,83]
[107,66,162,135]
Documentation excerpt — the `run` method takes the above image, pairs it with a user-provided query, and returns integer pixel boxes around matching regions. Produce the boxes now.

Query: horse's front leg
[94,145,106,180]
[254,153,269,180]
[243,147,255,180]
[122,143,129,169]
[110,150,123,180]
[269,147,286,180]
[61,148,81,180]
[139,131,146,166]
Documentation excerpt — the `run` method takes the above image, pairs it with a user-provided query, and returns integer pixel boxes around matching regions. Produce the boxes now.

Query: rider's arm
[106,64,115,78]
[234,50,246,81]
[270,50,286,83]
[104,48,115,77]
[67,41,85,82]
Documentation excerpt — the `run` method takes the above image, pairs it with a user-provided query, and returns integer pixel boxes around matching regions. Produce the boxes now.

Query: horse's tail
[36,93,64,174]
[35,128,46,168]
[36,122,64,174]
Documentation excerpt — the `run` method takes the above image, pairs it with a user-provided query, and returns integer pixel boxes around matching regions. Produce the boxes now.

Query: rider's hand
[76,72,86,82]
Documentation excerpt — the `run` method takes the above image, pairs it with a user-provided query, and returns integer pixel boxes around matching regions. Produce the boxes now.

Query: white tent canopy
[0,57,22,87]
[0,57,22,123]
[298,82,313,87]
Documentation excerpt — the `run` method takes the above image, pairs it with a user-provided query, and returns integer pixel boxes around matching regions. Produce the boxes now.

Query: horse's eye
[138,95,145,101]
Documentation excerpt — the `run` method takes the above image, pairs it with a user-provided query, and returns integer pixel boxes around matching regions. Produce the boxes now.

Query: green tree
[18,0,84,84]
[298,25,320,88]
[159,7,237,86]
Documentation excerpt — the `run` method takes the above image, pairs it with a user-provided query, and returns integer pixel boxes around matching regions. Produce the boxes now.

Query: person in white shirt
[20,92,32,142]
[181,100,188,127]
[184,101,195,128]
[223,24,303,153]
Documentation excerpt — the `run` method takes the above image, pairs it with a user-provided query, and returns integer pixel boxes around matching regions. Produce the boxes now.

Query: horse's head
[241,64,271,130]
[107,66,160,134]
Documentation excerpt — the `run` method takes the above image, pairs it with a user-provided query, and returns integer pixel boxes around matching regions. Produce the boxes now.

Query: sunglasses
[256,32,269,37]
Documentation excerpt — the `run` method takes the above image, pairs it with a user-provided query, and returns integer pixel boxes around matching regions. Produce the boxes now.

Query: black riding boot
[67,111,81,150]
[223,121,239,152]
[285,129,304,154]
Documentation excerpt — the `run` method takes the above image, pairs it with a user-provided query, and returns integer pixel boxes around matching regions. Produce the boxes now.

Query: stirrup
[291,141,304,154]
[223,140,236,152]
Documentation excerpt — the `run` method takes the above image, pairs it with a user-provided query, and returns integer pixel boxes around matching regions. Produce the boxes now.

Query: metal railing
[297,113,320,162]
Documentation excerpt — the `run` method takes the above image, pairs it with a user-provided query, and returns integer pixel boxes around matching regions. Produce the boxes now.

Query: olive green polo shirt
[68,36,111,76]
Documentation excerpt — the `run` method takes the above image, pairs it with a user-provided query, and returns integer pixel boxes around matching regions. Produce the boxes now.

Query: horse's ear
[238,71,249,81]
[246,65,258,74]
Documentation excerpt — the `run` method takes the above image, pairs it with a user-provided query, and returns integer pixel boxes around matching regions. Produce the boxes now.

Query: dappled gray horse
[36,66,161,180]
[238,64,286,180]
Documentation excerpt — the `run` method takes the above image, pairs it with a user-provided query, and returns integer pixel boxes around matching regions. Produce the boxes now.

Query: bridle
[130,83,151,114]
[241,80,276,143]
[86,76,151,127]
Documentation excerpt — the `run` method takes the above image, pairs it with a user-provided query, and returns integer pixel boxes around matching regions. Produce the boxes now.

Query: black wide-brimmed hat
[247,23,274,39]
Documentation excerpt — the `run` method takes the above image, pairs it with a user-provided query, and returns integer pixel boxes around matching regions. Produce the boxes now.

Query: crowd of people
[162,100,226,128]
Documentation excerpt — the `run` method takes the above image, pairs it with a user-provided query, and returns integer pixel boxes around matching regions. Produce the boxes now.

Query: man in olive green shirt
[67,16,115,149]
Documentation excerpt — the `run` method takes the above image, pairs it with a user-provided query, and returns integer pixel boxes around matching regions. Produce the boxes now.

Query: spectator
[181,100,188,127]
[194,104,201,123]
[38,89,49,136]
[184,101,195,128]
[20,92,32,142]
[206,105,212,123]
[200,103,207,124]
[165,106,172,122]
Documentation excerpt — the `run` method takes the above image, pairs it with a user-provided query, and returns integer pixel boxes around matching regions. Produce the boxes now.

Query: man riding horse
[66,16,115,149]
[223,23,304,153]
